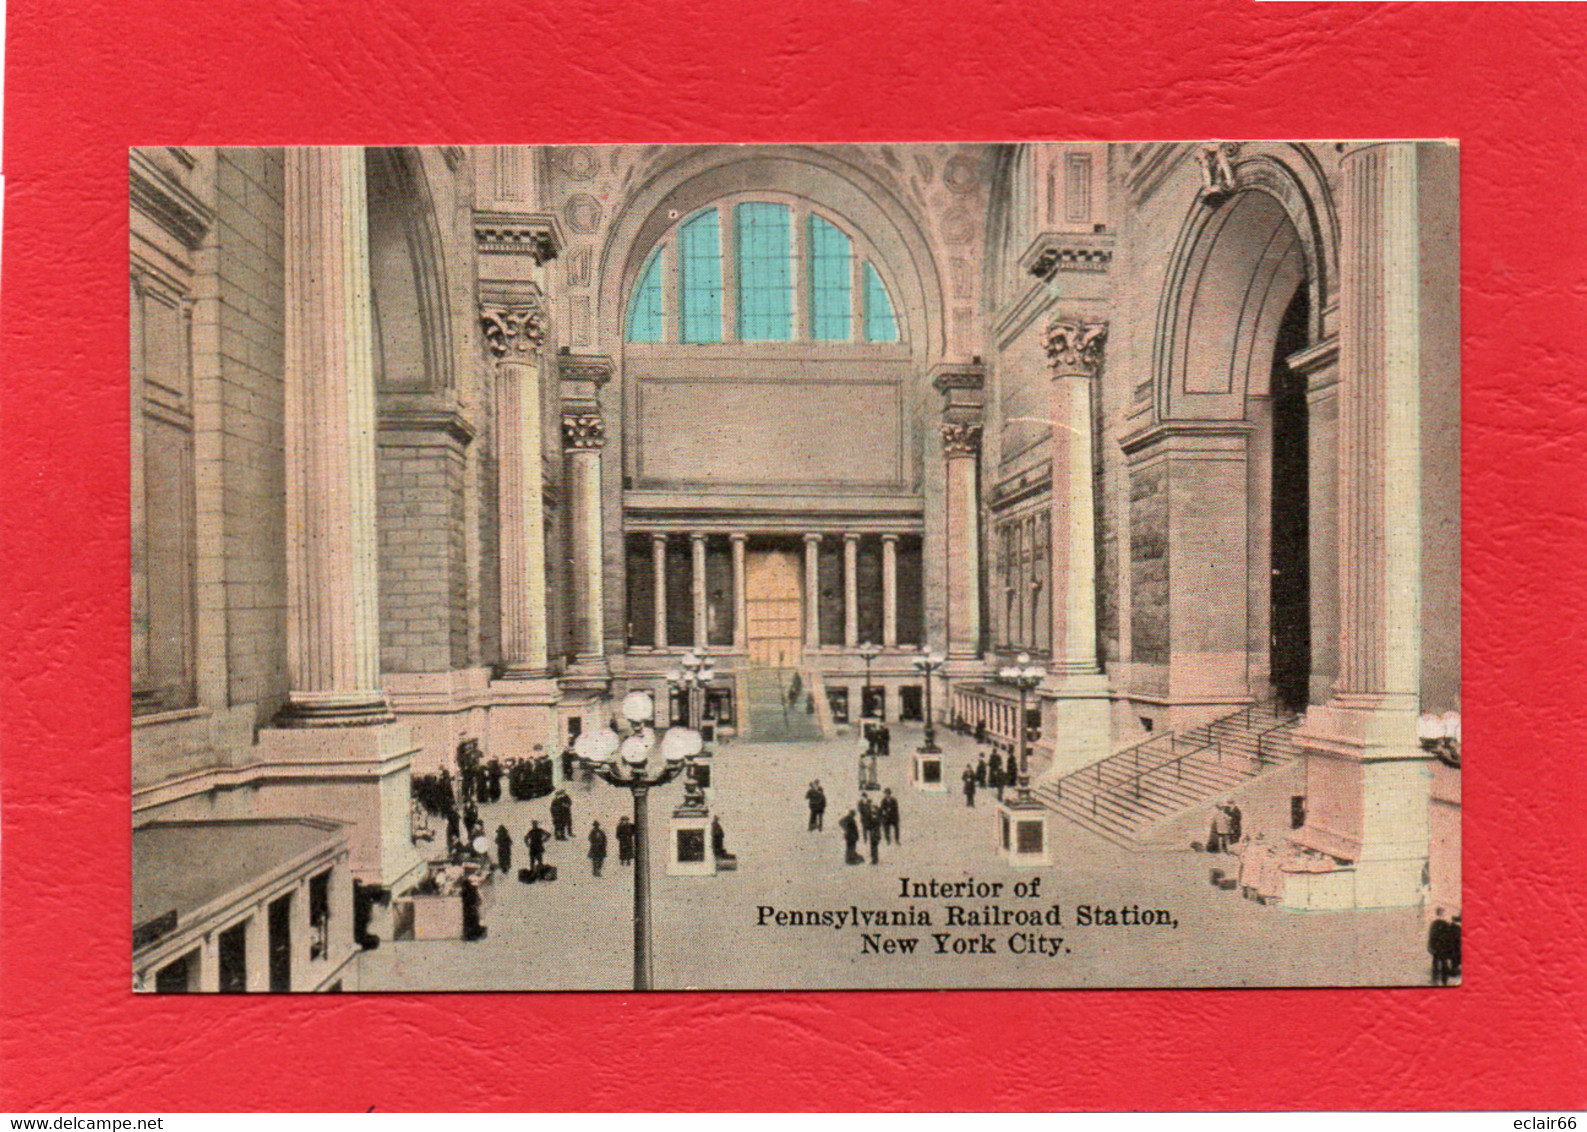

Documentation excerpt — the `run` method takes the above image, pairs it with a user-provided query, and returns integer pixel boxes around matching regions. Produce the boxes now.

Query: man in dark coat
[865,807,883,865]
[495,824,513,873]
[975,755,988,787]
[839,809,863,865]
[615,815,635,865]
[858,793,876,836]
[487,759,504,803]
[987,750,1003,797]
[588,821,608,877]
[551,790,572,840]
[711,815,736,863]
[524,819,551,873]
[460,878,487,941]
[962,765,977,807]
[806,780,826,831]
[879,788,900,845]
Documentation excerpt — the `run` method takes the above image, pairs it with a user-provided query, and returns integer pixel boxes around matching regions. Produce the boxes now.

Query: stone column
[843,533,860,649]
[803,533,822,650]
[563,410,605,660]
[1293,142,1431,909]
[244,906,270,992]
[881,534,899,648]
[280,147,389,724]
[691,533,708,650]
[731,532,748,652]
[258,148,419,892]
[1037,318,1113,778]
[939,424,982,659]
[485,299,551,677]
[652,534,669,649]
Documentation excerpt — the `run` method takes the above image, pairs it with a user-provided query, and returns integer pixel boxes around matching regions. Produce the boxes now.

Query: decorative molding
[1126,143,1189,204]
[940,422,983,458]
[1045,317,1108,379]
[1195,142,1243,204]
[930,361,986,396]
[562,412,607,451]
[439,146,465,172]
[558,351,615,387]
[480,299,548,358]
[473,211,564,263]
[129,150,214,250]
[1019,232,1113,279]
[376,406,477,447]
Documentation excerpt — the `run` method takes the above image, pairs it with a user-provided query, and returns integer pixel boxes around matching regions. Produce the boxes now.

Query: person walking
[523,819,551,874]
[839,809,863,865]
[962,765,977,807]
[988,750,1003,798]
[880,788,900,845]
[615,815,635,865]
[865,805,883,865]
[806,780,826,831]
[587,820,608,877]
[975,755,988,787]
[495,823,513,873]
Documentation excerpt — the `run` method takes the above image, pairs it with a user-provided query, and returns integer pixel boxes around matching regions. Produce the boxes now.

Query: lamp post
[858,640,881,719]
[667,649,716,730]
[912,647,947,753]
[999,652,1044,776]
[571,691,702,990]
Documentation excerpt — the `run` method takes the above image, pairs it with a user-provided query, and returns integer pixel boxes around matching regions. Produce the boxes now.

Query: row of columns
[647,532,903,651]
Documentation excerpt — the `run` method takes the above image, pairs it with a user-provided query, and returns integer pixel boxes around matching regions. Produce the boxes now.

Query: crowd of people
[805,776,900,866]
[959,748,1023,807]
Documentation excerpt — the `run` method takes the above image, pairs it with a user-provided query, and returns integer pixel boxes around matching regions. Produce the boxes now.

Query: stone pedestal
[912,750,946,793]
[996,793,1051,868]
[253,722,423,890]
[667,804,715,877]
[1036,673,1113,780]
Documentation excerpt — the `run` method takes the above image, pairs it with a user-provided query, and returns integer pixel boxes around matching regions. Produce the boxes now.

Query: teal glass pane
[736,203,792,341]
[679,210,722,344]
[626,250,664,342]
[863,261,899,342]
[808,215,851,341]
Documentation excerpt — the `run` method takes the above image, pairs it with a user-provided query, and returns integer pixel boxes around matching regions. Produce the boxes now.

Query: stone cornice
[1119,418,1255,458]
[930,360,986,396]
[130,150,215,250]
[376,406,477,446]
[473,210,565,263]
[558,351,615,388]
[1019,231,1114,280]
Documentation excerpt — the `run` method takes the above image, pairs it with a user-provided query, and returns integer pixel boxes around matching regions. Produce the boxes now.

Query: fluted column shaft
[1044,319,1107,678]
[651,534,668,649]
[1336,142,1422,704]
[803,534,822,649]
[691,533,708,650]
[843,534,860,649]
[281,147,388,722]
[564,415,605,659]
[730,533,748,652]
[495,355,548,676]
[941,425,982,659]
[881,534,899,648]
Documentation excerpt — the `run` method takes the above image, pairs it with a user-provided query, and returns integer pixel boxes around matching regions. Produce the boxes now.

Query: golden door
[744,549,804,668]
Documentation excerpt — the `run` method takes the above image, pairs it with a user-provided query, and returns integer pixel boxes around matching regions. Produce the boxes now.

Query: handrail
[1043,696,1296,814]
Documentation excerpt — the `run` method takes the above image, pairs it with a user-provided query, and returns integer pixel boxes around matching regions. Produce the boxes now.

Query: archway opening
[1269,285,1311,712]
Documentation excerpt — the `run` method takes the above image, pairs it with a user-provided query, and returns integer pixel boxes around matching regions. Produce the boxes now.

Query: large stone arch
[1151,144,1339,421]
[367,146,456,393]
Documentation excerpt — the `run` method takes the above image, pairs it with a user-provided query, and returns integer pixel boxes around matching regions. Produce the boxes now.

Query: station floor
[358,725,1434,991]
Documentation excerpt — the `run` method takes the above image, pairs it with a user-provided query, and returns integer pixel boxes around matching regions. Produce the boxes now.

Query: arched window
[735,202,792,341]
[862,261,898,343]
[808,215,851,341]
[627,249,664,342]
[625,199,902,345]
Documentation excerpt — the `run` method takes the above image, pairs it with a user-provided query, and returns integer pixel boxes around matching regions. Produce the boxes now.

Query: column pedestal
[1035,674,1113,781]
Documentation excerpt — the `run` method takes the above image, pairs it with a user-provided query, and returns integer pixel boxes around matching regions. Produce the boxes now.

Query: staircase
[1033,700,1301,848]
[740,667,823,742]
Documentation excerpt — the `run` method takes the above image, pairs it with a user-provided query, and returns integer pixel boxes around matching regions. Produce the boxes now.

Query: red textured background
[4,0,1585,1112]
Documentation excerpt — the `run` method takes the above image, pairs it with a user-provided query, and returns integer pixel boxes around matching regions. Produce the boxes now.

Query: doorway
[1269,287,1311,713]
[744,547,803,667]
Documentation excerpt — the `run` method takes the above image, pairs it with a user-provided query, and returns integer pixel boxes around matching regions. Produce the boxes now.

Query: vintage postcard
[130,142,1459,992]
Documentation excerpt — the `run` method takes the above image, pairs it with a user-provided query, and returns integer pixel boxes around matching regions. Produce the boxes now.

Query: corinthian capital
[562,412,606,451]
[480,299,548,359]
[1045,317,1108,379]
[940,422,982,458]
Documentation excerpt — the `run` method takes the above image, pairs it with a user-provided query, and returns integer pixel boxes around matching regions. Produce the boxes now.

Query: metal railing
[1048,698,1297,820]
